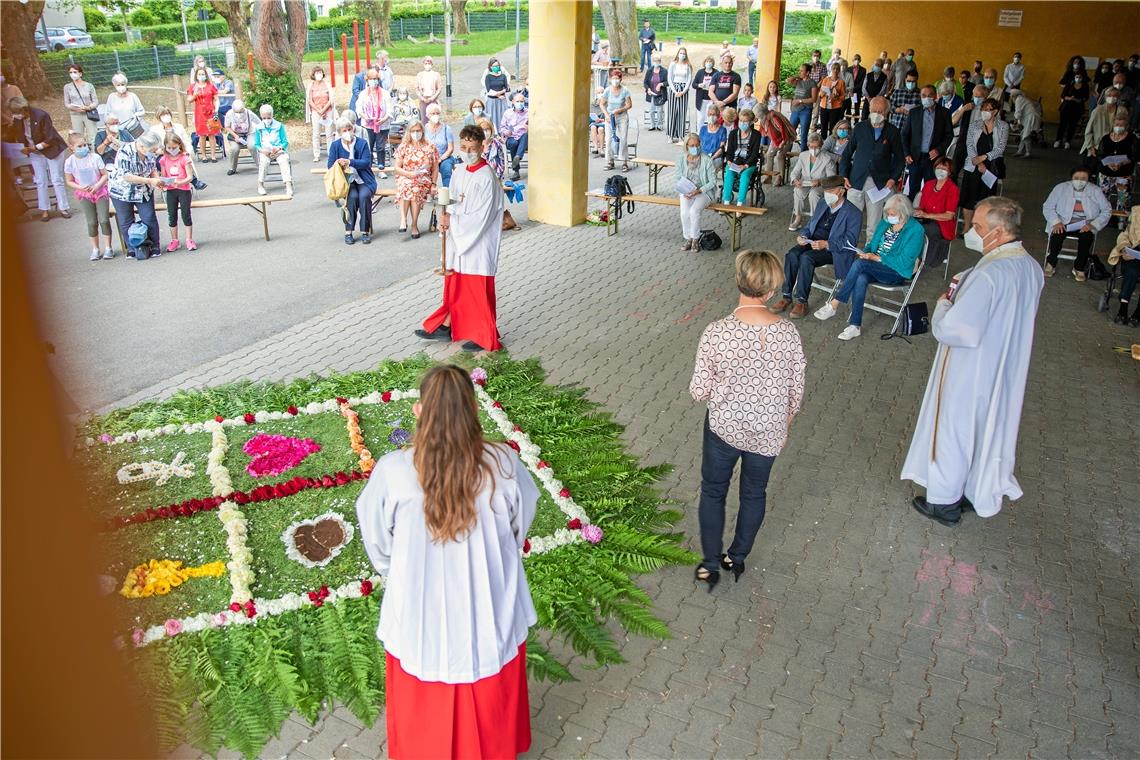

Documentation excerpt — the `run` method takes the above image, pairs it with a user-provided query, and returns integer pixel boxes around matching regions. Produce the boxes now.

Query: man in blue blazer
[328,116,377,245]
[773,175,861,317]
[839,95,905,240]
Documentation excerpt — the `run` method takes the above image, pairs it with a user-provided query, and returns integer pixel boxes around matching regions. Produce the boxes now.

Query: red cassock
[422,273,502,351]
[385,643,530,760]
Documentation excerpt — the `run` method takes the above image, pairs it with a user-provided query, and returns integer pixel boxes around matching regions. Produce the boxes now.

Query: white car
[35,27,95,52]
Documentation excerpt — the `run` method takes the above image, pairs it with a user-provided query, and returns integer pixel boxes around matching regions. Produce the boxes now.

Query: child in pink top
[158,133,197,252]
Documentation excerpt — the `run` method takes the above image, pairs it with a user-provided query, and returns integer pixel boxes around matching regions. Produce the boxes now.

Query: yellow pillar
[528,0,592,227]
[755,0,785,87]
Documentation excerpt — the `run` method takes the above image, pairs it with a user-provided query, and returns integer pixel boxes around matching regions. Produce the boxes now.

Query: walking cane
[433,187,453,276]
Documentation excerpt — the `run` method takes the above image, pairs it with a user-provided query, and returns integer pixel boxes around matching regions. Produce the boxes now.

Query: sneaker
[1044,263,1055,277]
[736,200,744,207]
[226,169,236,176]
[1063,141,1071,150]
[166,240,181,253]
[102,249,115,260]
[186,239,198,251]
[313,155,320,162]
[257,184,267,196]
[1053,140,1061,148]
[1074,270,1086,282]
[787,216,801,231]
[837,324,862,340]
[344,233,355,245]
[89,249,101,261]
[362,233,371,244]
[191,177,207,190]
[414,325,452,341]
[814,303,837,321]
[379,171,388,179]
[461,340,484,352]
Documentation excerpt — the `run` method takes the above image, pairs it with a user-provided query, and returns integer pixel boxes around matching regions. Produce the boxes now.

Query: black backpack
[698,229,722,250]
[603,174,635,219]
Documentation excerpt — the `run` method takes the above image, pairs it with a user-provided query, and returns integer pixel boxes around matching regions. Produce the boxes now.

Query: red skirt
[386,643,530,760]
[422,273,502,351]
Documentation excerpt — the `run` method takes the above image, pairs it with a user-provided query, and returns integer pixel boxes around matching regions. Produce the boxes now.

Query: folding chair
[809,261,841,300]
[865,238,929,333]
[1044,228,1097,270]
[625,118,640,161]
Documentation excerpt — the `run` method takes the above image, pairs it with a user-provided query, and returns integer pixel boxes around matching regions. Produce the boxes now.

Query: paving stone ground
[107,139,1138,760]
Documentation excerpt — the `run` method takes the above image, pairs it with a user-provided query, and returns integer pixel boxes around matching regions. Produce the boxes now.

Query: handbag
[323,162,349,202]
[902,302,930,336]
[698,229,722,251]
[206,114,222,132]
[75,83,101,121]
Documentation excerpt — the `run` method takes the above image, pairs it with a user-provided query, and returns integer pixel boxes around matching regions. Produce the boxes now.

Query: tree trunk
[598,0,638,68]
[376,0,392,47]
[251,0,307,75]
[735,1,752,36]
[1,1,52,98]
[209,1,253,68]
[451,0,469,36]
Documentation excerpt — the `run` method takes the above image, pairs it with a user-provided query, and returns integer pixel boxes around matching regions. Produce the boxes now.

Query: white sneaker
[1064,141,1071,150]
[736,200,745,207]
[1044,263,1055,277]
[1053,140,1061,148]
[379,171,388,179]
[89,249,101,261]
[838,325,862,340]
[257,184,267,196]
[312,155,320,162]
[285,183,294,196]
[814,303,837,321]
[102,249,115,260]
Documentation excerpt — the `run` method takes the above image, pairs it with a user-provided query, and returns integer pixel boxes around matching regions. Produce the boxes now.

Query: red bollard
[364,19,371,65]
[341,33,349,84]
[247,52,255,87]
[353,20,360,74]
[328,48,336,88]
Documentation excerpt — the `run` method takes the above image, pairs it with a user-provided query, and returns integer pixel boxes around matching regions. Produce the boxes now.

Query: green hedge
[90,19,229,47]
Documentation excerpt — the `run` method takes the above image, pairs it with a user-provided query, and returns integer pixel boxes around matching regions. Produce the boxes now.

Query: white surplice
[901,241,1043,517]
[354,444,538,683]
[445,161,504,276]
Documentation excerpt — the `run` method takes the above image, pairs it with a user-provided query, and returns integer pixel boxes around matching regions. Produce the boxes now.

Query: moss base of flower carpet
[88,355,695,758]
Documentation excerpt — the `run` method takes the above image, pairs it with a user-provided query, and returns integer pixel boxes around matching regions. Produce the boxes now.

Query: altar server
[902,197,1042,524]
[416,125,505,352]
[356,364,538,759]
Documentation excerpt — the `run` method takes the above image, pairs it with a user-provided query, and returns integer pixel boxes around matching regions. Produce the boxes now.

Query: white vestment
[901,241,1043,516]
[445,162,504,276]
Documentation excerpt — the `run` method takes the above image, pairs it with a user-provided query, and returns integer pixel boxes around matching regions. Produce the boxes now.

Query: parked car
[34,27,95,52]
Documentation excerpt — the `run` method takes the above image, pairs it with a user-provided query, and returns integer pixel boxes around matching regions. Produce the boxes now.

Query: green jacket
[866,216,924,278]
[673,151,717,196]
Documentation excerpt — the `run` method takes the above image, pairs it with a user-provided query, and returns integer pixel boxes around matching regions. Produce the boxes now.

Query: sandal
[621,163,630,172]
[695,565,720,593]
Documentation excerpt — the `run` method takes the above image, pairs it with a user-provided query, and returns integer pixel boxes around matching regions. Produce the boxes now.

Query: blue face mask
[688,146,700,156]
[74,146,90,157]
[972,96,984,106]
[905,81,916,90]
[872,65,882,73]
[739,122,751,131]
[836,129,848,138]
[983,77,995,87]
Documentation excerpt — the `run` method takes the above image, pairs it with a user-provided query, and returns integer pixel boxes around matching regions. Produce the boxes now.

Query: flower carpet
[81,356,692,757]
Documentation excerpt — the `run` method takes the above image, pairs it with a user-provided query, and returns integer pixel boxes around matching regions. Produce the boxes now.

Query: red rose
[492,401,503,409]
[245,607,257,618]
[567,518,582,530]
[146,508,159,520]
[243,413,255,424]
[233,491,250,505]
[381,391,392,403]
[335,471,350,485]
[158,507,172,518]
[321,475,335,488]
[537,460,548,469]
[287,405,299,415]
[307,591,319,602]
[214,415,225,423]
[360,579,374,596]
[313,599,323,608]
[335,397,348,405]
[318,585,330,599]
[507,440,521,452]
[523,538,531,553]
[351,470,364,480]
[229,602,242,612]
[559,488,571,498]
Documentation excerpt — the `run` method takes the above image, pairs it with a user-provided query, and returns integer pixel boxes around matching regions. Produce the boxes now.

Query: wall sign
[997,9,1023,27]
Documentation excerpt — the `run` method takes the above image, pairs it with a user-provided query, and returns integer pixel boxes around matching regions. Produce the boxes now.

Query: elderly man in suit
[840,95,905,240]
[772,175,861,318]
[901,84,952,200]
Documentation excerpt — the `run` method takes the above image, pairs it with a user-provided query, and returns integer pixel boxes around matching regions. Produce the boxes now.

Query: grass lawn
[303,29,529,63]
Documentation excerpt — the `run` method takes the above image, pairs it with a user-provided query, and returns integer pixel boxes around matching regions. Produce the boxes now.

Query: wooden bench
[629,156,675,195]
[153,193,293,241]
[585,190,767,251]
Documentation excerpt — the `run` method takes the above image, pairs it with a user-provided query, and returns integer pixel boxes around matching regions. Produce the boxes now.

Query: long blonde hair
[413,365,495,542]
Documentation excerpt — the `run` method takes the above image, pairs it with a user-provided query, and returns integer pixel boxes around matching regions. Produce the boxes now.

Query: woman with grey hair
[814,193,925,340]
[104,73,146,140]
[108,129,164,258]
[328,115,377,245]
[938,80,963,113]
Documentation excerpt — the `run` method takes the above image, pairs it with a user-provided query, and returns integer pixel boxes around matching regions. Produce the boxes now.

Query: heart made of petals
[242,433,321,478]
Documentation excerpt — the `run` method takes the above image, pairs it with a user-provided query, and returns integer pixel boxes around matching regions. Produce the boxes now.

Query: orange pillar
[756,0,785,88]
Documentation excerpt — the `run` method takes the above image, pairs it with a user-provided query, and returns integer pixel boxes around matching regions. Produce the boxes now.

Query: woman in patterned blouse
[689,250,806,591]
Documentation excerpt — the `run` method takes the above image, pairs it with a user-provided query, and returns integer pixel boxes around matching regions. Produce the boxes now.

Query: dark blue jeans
[789,106,812,151]
[698,415,776,571]
[111,196,159,257]
[783,244,834,303]
[506,134,528,162]
[833,258,908,326]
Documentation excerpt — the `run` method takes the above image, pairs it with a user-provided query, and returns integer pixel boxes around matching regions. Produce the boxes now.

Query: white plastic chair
[865,238,929,334]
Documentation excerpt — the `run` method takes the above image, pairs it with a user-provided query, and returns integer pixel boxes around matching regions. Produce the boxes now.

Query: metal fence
[42,46,228,88]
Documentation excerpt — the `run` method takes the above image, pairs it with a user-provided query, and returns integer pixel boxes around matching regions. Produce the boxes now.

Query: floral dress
[395,141,438,203]
[187,81,219,136]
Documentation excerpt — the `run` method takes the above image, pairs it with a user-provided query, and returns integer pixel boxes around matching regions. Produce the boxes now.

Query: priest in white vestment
[416,125,505,352]
[903,196,1043,525]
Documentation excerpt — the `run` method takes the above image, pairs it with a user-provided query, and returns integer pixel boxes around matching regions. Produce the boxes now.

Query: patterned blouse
[689,314,806,456]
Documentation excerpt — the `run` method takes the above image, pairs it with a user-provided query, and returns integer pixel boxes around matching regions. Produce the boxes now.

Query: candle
[437,187,450,206]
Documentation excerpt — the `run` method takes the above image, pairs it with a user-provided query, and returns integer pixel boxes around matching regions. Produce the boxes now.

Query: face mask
[460,151,480,164]
[934,168,949,180]
[491,65,501,73]
[809,147,819,156]
[167,147,180,155]
[1072,179,1088,191]
[429,114,440,123]
[198,75,208,82]
[854,61,861,67]
[315,72,324,81]
[963,226,989,252]
[398,92,408,101]
[812,57,820,63]
[424,64,432,70]
[837,129,848,138]
[942,96,953,105]
[1073,64,1081,71]
[473,107,483,116]
[367,80,379,88]
[980,110,994,121]
[1013,57,1021,63]
[1113,125,1126,134]
[160,115,172,124]
[1074,77,1083,84]
[824,191,839,207]
[70,71,81,81]
[115,85,127,93]
[869,113,885,126]
[973,96,984,106]
[653,61,661,67]
[483,130,492,141]
[74,146,90,157]
[921,97,934,108]
[610,78,620,87]
[262,116,274,125]
[1106,97,1118,105]
[905,81,916,90]
[678,54,686,61]
[872,65,881,73]
[341,132,353,143]
[983,77,995,87]
[513,102,525,111]
[108,124,120,133]
[688,146,700,156]
[906,54,914,62]
[885,214,900,225]
[739,122,751,131]
[410,132,423,141]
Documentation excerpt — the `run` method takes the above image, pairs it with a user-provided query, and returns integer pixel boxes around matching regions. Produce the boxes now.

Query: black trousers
[367,127,389,169]
[345,182,373,233]
[1056,101,1083,143]
[905,155,935,200]
[165,188,192,227]
[1046,229,1094,270]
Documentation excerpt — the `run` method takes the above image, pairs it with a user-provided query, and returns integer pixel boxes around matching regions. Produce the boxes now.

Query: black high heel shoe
[720,554,745,583]
[694,565,720,592]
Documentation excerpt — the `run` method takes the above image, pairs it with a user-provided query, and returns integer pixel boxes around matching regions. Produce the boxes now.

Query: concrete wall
[833,1,1140,121]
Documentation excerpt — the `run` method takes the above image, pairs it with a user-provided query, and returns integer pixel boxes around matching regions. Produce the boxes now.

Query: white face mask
[115,84,127,93]
[460,150,480,164]
[70,71,81,81]
[610,79,620,87]
[934,168,950,180]
[429,114,440,123]
[315,72,324,81]
[808,147,819,156]
[1113,125,1126,134]
[885,214,901,226]
[980,110,994,121]
[678,53,686,61]
[920,97,934,108]
[261,115,273,124]
[1106,97,1118,105]
[160,115,172,124]
[869,112,885,126]
[964,226,992,253]
[472,107,483,116]
[198,75,208,82]
[513,102,525,111]
[824,191,840,207]
[341,132,354,143]
[1071,179,1088,191]
[424,63,433,70]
